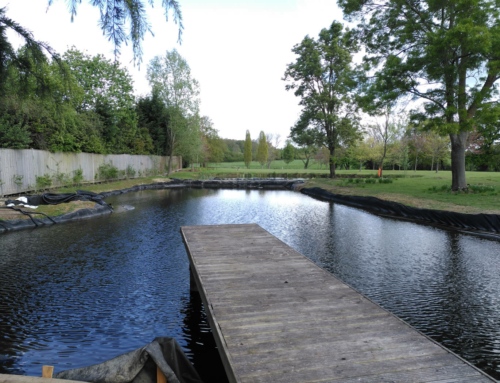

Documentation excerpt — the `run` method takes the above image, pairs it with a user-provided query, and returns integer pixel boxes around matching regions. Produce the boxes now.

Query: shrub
[98,161,119,181]
[12,174,23,189]
[365,178,376,184]
[378,178,393,184]
[36,173,52,191]
[72,167,84,185]
[126,165,136,178]
[469,184,496,194]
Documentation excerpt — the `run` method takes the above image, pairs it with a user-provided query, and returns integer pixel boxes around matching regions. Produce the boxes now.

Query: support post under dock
[181,224,494,383]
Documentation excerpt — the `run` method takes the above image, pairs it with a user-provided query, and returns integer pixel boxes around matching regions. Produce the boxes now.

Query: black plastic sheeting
[54,337,202,383]
[28,190,107,206]
[0,204,112,233]
[301,187,500,234]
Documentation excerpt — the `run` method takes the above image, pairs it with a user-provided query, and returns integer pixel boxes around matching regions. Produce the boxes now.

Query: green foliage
[12,174,23,189]
[126,165,136,178]
[98,161,119,181]
[339,0,500,189]
[47,1,183,65]
[282,141,296,168]
[284,21,361,178]
[469,185,498,194]
[256,131,268,168]
[0,115,32,148]
[378,178,393,184]
[244,130,252,169]
[35,173,52,190]
[72,167,84,185]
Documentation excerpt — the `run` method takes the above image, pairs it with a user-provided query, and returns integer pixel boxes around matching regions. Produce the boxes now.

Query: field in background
[175,166,500,214]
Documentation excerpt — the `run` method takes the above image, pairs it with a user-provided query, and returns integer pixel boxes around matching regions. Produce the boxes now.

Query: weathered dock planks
[181,224,494,383]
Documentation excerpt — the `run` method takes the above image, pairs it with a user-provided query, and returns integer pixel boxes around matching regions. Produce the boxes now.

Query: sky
[4,0,347,145]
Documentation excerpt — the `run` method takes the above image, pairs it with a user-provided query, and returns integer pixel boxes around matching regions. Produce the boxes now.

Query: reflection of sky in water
[1,188,500,379]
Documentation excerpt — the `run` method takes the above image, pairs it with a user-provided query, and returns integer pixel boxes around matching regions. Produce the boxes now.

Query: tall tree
[282,140,295,169]
[339,0,500,190]
[147,49,200,174]
[244,130,252,169]
[256,131,268,169]
[284,22,361,178]
[64,48,137,151]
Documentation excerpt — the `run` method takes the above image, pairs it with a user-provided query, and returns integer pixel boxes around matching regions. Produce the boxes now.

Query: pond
[1,188,500,381]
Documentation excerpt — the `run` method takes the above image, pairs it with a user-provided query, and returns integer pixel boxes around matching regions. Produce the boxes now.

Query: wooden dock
[181,224,494,383]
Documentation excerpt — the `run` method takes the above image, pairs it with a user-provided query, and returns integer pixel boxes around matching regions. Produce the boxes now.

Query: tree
[0,7,61,96]
[339,0,500,190]
[282,140,295,169]
[147,49,200,174]
[256,131,268,169]
[352,139,371,172]
[368,107,393,176]
[427,132,450,173]
[290,127,321,169]
[48,0,183,64]
[64,48,137,151]
[284,22,361,178]
[315,147,330,169]
[244,130,252,168]
[409,129,428,171]
[265,133,281,169]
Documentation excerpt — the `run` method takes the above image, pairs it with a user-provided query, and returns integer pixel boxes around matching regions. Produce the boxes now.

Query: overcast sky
[4,0,346,144]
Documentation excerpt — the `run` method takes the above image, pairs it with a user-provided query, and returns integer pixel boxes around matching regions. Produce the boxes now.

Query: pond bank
[1,178,500,237]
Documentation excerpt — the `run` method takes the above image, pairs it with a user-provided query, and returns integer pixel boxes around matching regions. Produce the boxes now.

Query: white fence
[0,149,182,196]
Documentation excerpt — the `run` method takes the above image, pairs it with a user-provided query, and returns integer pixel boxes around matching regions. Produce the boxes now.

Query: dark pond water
[1,188,500,381]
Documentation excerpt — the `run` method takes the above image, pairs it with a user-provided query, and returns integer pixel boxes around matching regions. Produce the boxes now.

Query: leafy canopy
[48,0,183,64]
[283,21,361,177]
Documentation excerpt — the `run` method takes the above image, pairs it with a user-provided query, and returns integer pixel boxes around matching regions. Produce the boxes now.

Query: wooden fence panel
[0,149,181,196]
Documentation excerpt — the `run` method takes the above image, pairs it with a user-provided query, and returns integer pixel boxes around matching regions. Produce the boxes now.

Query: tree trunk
[450,131,468,190]
[328,146,336,178]
[168,150,173,175]
[436,160,439,173]
[414,152,418,171]
[304,157,309,169]
[431,156,434,171]
[359,160,362,172]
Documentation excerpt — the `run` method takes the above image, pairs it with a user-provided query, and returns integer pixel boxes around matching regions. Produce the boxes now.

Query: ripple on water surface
[1,188,500,380]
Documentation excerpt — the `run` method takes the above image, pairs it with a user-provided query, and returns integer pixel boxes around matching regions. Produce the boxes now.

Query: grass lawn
[204,159,330,171]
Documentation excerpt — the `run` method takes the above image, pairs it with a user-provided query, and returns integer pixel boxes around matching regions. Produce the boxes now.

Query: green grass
[301,170,500,213]
[203,160,331,171]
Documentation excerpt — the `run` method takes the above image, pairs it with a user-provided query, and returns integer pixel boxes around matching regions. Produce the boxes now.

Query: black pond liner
[0,179,304,234]
[301,187,500,236]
